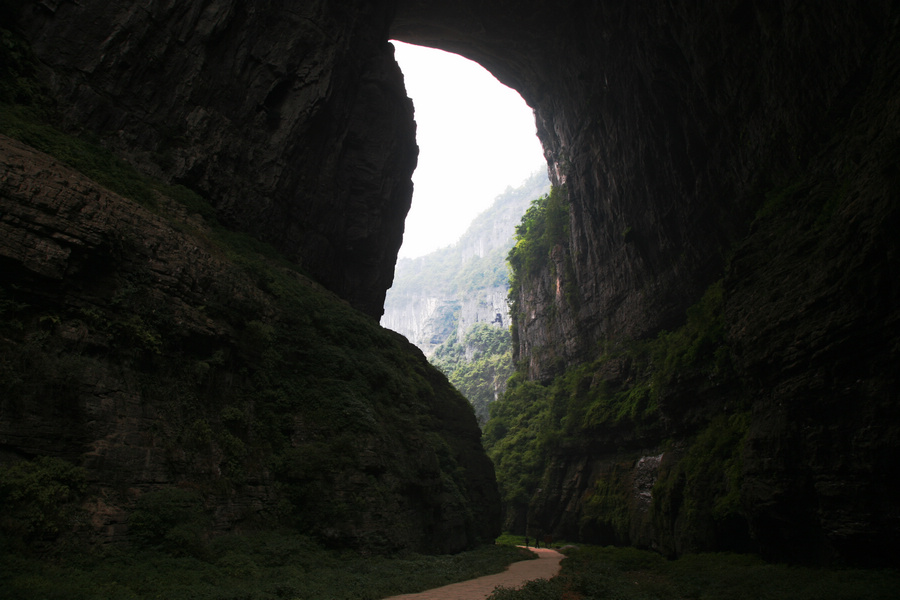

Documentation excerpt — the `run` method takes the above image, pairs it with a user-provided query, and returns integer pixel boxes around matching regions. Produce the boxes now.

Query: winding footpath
[383,547,564,600]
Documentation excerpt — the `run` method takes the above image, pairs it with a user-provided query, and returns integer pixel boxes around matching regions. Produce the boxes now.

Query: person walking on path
[382,546,564,600]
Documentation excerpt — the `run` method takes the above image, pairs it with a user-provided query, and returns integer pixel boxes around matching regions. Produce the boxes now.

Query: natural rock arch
[6,0,899,564]
[393,0,892,375]
[393,1,900,564]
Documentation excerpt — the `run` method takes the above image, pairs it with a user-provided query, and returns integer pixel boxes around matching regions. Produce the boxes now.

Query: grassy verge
[495,533,572,550]
[487,545,900,600]
[0,535,529,600]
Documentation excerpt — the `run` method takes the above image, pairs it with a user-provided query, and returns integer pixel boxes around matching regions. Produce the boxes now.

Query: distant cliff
[382,173,549,424]
[382,171,549,357]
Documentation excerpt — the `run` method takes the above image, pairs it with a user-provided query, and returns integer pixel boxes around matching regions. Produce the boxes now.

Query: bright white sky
[391,41,546,259]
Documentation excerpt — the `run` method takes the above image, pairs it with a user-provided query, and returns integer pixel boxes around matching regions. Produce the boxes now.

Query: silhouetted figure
[544,534,553,548]
[524,536,529,548]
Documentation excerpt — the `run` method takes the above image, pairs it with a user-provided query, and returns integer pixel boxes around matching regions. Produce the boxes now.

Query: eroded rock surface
[14,0,417,318]
[397,0,900,564]
[0,134,499,552]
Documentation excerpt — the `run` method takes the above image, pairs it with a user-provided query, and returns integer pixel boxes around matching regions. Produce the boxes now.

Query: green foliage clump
[129,488,210,556]
[652,412,750,554]
[507,186,570,309]
[484,278,734,528]
[508,186,570,278]
[579,463,633,545]
[650,278,732,386]
[0,456,87,543]
[483,374,553,512]
[484,352,654,519]
[431,323,515,425]
[462,322,514,358]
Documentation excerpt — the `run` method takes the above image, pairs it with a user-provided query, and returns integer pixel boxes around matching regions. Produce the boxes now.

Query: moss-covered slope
[0,130,499,553]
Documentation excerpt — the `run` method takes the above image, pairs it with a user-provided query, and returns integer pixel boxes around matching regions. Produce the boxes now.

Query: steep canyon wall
[14,0,416,318]
[2,0,898,566]
[396,0,900,564]
[0,131,500,552]
[1,0,499,554]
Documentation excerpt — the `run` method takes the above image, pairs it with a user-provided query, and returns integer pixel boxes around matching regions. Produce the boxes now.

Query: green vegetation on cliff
[487,189,746,543]
[0,456,88,543]
[507,185,570,297]
[388,239,512,299]
[431,323,515,425]
[387,172,549,299]
[384,172,549,424]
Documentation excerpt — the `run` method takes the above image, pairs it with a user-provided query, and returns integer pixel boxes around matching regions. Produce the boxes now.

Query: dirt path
[382,547,564,600]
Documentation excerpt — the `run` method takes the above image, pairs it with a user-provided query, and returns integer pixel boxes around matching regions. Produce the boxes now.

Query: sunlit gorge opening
[390,40,545,259]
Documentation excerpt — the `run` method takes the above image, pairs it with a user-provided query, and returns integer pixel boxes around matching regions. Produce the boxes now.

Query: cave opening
[389,40,545,260]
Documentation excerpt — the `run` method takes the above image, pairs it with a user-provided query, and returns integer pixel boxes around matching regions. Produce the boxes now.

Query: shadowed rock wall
[2,0,502,554]
[396,0,893,379]
[397,0,900,565]
[0,133,499,552]
[14,0,417,318]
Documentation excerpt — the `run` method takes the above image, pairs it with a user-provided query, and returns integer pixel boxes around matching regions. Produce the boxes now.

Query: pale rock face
[633,454,664,512]
[381,287,509,358]
[382,173,549,356]
[380,293,451,356]
[457,287,509,359]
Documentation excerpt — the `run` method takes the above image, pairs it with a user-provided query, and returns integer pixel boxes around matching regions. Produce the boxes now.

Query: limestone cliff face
[382,173,549,356]
[382,286,509,358]
[394,0,893,372]
[0,134,499,552]
[13,0,416,318]
[397,0,900,565]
